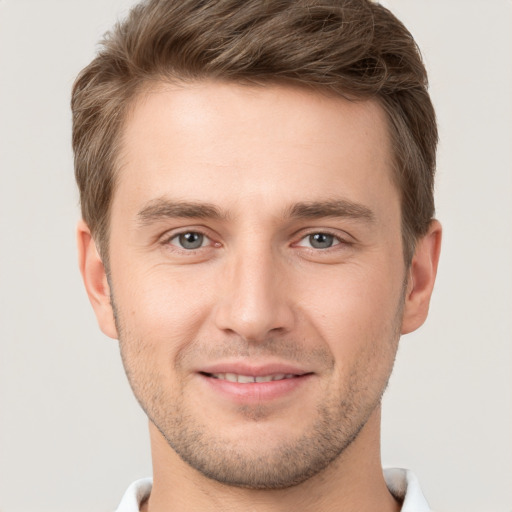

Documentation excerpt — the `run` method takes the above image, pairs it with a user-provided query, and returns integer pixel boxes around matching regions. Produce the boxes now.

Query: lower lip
[198,373,313,403]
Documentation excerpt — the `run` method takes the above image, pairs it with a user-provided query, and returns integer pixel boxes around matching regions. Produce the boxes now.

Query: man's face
[105,82,407,488]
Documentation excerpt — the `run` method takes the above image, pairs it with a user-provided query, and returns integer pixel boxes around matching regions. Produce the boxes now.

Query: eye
[297,232,340,249]
[169,231,209,250]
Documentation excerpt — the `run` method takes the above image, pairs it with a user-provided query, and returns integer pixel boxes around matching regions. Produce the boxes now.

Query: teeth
[237,374,255,383]
[210,373,296,383]
[254,375,273,383]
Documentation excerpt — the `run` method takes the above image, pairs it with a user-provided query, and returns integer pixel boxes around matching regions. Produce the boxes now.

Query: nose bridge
[214,237,293,341]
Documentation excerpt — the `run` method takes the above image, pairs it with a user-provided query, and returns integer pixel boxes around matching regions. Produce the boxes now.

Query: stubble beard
[112,293,404,490]
[148,367,376,489]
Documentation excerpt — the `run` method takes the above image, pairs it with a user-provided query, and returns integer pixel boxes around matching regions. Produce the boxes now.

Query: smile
[207,373,297,383]
[199,370,313,403]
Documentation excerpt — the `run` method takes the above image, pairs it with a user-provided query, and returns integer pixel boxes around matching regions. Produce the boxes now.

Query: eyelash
[160,229,351,253]
[162,230,218,252]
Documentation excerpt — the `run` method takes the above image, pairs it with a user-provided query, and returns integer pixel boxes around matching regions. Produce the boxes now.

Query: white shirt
[115,468,431,511]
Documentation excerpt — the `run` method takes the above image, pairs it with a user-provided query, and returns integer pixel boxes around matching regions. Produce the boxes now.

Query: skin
[78,81,441,512]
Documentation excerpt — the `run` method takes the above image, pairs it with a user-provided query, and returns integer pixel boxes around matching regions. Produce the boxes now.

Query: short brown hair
[72,0,437,266]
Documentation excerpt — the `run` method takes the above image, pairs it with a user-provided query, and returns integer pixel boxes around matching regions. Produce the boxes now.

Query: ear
[401,220,442,335]
[76,220,118,339]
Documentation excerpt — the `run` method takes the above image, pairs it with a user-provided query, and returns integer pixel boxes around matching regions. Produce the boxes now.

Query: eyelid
[159,226,219,249]
[295,234,340,249]
[295,232,343,251]
[169,232,210,249]
[293,228,353,248]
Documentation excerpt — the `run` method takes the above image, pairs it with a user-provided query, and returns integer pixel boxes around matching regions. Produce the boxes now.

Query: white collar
[115,468,431,511]
[383,468,431,511]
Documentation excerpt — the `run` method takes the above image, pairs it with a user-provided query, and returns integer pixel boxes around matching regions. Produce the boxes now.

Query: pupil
[310,233,333,249]
[179,232,203,249]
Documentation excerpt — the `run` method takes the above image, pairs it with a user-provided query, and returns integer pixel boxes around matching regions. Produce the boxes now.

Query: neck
[143,407,400,512]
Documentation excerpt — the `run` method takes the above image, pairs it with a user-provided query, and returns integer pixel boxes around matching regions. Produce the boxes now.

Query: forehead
[115,81,396,217]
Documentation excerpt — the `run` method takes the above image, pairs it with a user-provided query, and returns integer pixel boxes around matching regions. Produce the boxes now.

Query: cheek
[112,268,213,408]
[305,269,402,403]
[297,262,403,357]
[112,264,217,360]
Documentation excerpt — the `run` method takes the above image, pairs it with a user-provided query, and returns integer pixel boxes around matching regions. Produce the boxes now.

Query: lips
[204,372,298,383]
[198,362,309,381]
[197,363,313,403]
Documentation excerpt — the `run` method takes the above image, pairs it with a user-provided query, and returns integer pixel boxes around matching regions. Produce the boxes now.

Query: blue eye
[296,232,341,249]
[172,232,206,250]
[308,233,335,249]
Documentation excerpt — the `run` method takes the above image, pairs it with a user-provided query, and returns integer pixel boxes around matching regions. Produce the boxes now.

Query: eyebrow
[136,197,375,227]
[137,198,228,226]
[285,199,375,223]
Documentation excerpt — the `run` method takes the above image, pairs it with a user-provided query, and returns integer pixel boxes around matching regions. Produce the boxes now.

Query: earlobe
[401,220,442,335]
[76,220,118,339]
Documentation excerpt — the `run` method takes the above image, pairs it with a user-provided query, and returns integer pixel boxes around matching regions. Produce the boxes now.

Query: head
[74,0,441,493]
[73,0,437,269]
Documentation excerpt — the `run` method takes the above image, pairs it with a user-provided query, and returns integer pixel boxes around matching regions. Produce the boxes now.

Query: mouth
[200,372,301,383]
[197,367,313,403]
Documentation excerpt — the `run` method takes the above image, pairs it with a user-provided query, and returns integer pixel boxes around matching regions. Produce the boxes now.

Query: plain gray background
[0,1,511,511]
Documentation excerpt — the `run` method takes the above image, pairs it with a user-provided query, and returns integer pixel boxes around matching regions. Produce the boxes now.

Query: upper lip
[198,361,310,377]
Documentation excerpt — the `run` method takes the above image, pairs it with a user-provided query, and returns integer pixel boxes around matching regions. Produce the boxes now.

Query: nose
[213,246,295,343]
